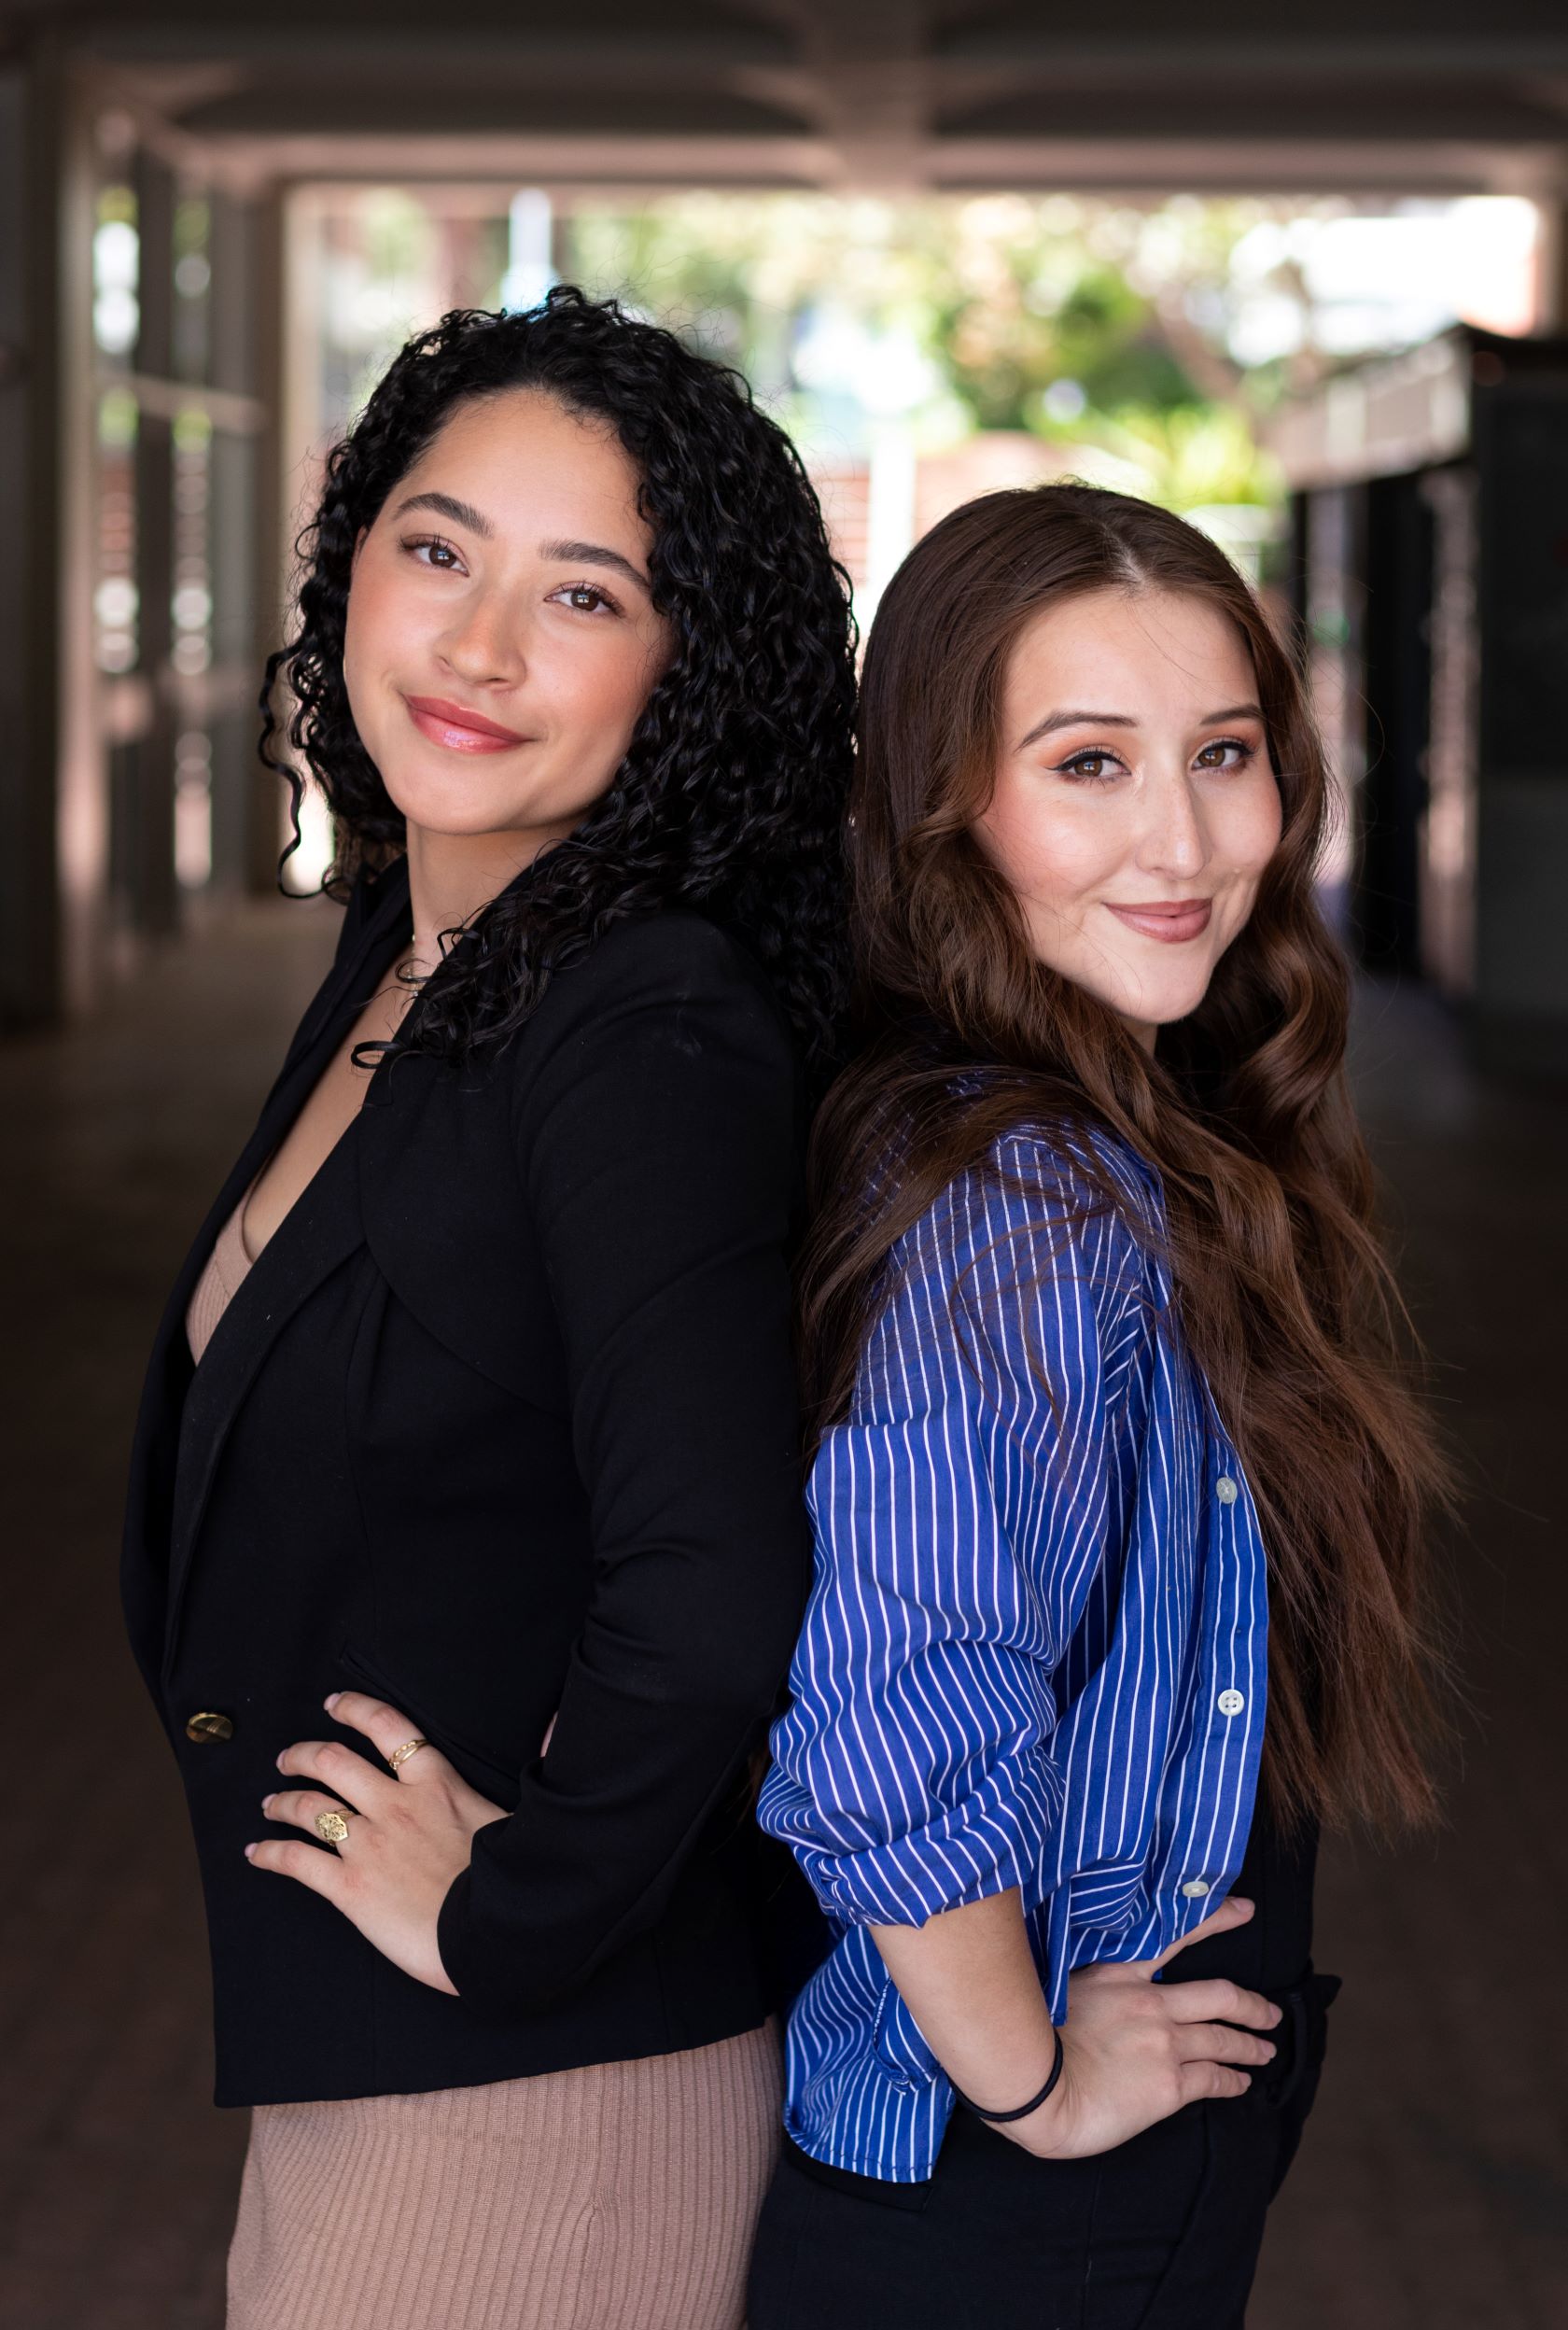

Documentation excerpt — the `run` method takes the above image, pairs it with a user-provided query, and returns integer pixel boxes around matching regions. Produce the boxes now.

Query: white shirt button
[1216,1689,1246,1718]
[1215,1475,1239,1505]
[1181,1877,1211,1899]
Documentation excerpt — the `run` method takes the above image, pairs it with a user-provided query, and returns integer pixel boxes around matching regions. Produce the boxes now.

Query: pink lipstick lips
[1104,898,1213,944]
[405,695,529,753]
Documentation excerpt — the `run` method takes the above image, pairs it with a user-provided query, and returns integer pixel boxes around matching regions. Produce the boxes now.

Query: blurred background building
[6,0,1568,1060]
[2,7,1566,2328]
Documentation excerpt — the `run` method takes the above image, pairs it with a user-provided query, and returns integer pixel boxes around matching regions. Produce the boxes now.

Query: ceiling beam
[13,0,1565,201]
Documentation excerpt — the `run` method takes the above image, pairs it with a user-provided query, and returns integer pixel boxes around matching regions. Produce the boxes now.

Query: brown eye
[556,582,618,615]
[1195,738,1253,773]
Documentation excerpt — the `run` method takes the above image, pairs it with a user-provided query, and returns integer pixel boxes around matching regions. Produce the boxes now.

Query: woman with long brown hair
[747,483,1445,2325]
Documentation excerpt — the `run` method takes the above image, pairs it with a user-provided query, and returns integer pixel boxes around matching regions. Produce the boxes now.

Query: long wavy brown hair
[803,482,1447,1833]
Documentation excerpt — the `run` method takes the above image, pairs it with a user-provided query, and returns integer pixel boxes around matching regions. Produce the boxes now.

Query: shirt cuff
[788,1754,1062,1929]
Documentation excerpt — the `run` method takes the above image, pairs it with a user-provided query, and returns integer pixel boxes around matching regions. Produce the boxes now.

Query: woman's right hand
[1003,1894,1281,2160]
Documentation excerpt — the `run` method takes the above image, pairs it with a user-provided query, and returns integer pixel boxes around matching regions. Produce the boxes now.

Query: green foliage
[559,191,1281,506]
[1046,403,1283,513]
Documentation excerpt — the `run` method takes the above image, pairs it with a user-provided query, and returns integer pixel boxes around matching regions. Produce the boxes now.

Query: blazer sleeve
[436,915,811,2014]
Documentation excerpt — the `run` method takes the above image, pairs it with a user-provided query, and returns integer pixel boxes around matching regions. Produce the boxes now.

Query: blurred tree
[1040,404,1284,514]
[560,190,1283,508]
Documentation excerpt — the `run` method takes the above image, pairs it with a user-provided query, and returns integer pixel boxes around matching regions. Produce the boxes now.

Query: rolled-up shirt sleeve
[759,1141,1140,1930]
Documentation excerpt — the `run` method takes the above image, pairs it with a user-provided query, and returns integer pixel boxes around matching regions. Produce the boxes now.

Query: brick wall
[808,431,1089,605]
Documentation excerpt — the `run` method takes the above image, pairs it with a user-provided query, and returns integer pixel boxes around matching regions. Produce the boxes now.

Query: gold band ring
[387,1737,429,1775]
[314,1808,354,1846]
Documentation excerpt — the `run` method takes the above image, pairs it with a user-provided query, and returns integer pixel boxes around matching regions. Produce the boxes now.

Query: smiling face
[973,586,1283,1047]
[342,387,672,855]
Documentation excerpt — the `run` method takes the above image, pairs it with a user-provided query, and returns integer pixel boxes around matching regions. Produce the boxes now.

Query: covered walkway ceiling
[7,0,1568,196]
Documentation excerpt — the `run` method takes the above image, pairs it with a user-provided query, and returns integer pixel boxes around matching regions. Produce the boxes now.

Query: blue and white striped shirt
[758,1125,1268,2183]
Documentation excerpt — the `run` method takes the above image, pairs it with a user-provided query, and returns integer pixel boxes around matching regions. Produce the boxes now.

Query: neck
[401,819,571,971]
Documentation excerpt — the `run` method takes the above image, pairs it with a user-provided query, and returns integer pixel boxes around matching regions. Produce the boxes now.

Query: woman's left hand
[247,1691,509,1993]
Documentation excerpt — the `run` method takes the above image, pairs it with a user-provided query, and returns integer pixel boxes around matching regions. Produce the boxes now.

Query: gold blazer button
[186,1710,234,1744]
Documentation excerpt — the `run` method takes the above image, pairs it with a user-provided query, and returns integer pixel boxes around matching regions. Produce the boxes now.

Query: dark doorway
[1354,471,1435,974]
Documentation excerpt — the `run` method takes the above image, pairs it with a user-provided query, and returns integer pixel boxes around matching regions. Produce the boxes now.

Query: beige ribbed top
[186,1191,258,1364]
[189,1182,782,2327]
[229,2022,782,2330]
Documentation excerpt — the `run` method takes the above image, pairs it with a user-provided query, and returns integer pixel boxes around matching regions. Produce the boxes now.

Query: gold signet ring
[315,1809,353,1846]
[387,1737,428,1775]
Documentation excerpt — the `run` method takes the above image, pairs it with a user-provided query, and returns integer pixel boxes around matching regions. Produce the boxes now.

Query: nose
[1136,767,1209,882]
[436,585,525,690]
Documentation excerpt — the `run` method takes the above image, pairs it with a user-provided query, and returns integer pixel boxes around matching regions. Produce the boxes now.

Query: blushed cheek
[1245,777,1284,873]
[594,645,665,757]
[615,630,671,730]
[984,797,1113,929]
[1217,797,1281,947]
[342,564,401,727]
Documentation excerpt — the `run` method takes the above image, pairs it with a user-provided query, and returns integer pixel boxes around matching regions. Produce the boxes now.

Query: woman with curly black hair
[120,288,855,2330]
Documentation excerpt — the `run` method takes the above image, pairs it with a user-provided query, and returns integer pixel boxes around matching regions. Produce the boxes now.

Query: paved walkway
[0,902,1563,2327]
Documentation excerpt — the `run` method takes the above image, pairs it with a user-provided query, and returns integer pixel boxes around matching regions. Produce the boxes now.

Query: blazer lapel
[137,863,414,1395]
[134,871,413,1681]
[160,1120,369,1679]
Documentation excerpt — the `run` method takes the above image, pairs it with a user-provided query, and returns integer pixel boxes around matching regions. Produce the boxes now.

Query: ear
[352,526,369,567]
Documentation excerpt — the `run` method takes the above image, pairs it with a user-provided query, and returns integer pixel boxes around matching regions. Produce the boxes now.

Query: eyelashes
[402,533,465,572]
[551,582,623,617]
[397,537,623,616]
[1052,738,1259,783]
[1192,737,1258,774]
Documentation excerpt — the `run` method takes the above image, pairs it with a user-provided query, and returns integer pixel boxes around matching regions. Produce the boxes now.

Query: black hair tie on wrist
[955,2026,1065,2124]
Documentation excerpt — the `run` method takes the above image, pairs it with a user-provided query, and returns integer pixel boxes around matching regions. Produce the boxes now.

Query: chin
[397,803,523,838]
[1105,974,1215,1028]
[377,768,525,836]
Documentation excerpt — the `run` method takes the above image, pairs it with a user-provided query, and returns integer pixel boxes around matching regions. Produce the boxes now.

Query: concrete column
[246,185,288,896]
[1,43,102,1028]
[130,147,179,938]
[207,185,261,895]
[0,64,49,1027]
[1533,194,1568,334]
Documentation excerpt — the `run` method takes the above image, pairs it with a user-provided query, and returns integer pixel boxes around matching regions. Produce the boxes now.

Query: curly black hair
[261,287,857,1085]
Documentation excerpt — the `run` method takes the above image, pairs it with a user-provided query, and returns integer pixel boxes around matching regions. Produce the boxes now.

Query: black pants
[748,1819,1336,2330]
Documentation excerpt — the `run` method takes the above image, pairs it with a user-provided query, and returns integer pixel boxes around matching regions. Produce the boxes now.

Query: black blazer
[122,860,817,2106]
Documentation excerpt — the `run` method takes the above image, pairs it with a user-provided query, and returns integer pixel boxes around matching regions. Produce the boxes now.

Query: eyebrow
[1017,701,1265,751]
[390,502,651,593]
[394,490,493,537]
[539,537,651,592]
